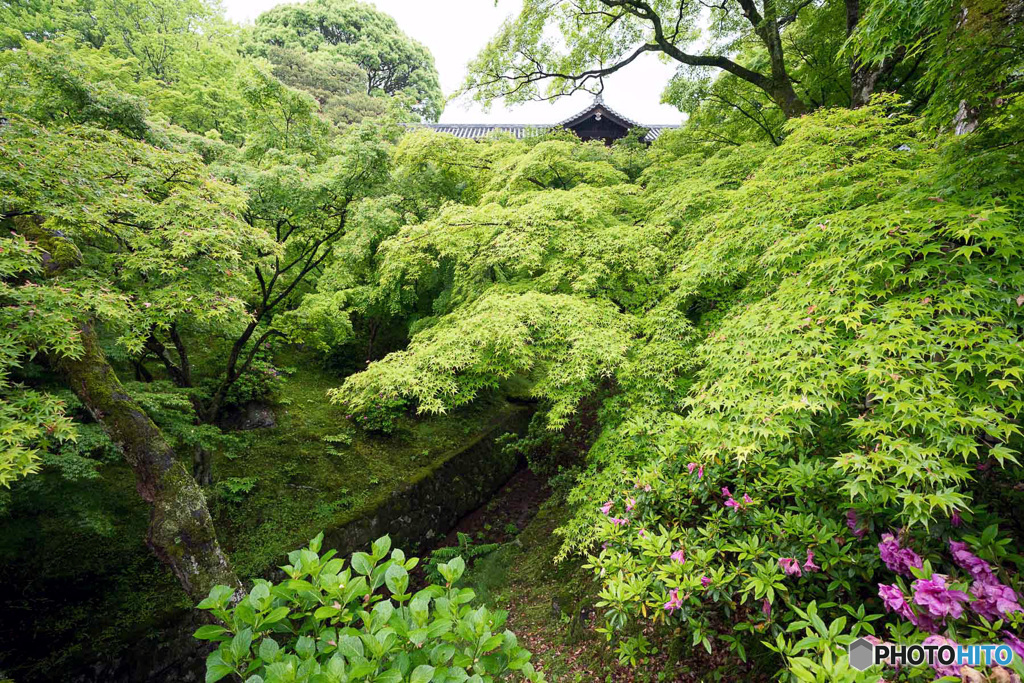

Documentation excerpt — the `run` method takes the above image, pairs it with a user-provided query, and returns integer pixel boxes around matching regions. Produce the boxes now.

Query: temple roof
[417,96,680,143]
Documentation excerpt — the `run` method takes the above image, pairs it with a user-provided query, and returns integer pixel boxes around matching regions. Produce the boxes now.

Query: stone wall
[66,405,531,683]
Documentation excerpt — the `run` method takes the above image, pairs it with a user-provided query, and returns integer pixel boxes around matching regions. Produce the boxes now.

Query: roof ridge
[554,95,645,129]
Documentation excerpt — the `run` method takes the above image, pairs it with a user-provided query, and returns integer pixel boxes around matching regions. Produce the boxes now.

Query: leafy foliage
[252,0,443,121]
[332,97,1024,678]
[0,233,81,486]
[195,533,545,683]
[426,533,501,586]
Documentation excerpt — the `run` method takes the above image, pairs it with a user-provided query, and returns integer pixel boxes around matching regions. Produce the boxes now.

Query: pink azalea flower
[912,574,970,621]
[600,501,613,515]
[700,575,711,588]
[625,497,636,513]
[779,557,802,577]
[949,540,995,583]
[846,509,867,539]
[803,549,820,572]
[664,588,683,612]
[687,462,697,475]
[609,517,629,527]
[878,583,917,622]
[742,493,753,504]
[970,579,1022,621]
[878,533,923,577]
[878,583,937,631]
[670,548,686,564]
[951,509,962,527]
[1002,631,1024,660]
[638,529,647,538]
[724,498,741,510]
[721,487,732,498]
[762,598,771,617]
[923,635,961,678]
[697,465,703,480]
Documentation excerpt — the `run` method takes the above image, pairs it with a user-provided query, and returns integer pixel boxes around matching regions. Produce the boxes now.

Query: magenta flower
[803,549,820,572]
[724,497,741,510]
[670,548,686,564]
[1002,631,1024,660]
[912,574,970,620]
[762,598,771,617]
[879,583,915,622]
[779,557,802,577]
[625,497,636,513]
[878,533,923,577]
[949,540,995,583]
[743,493,753,504]
[638,529,647,538]
[970,579,1022,621]
[721,487,732,498]
[700,575,711,588]
[687,462,697,475]
[951,509,962,527]
[697,465,703,480]
[609,517,629,526]
[600,500,613,515]
[846,509,867,539]
[664,588,683,612]
[923,635,961,678]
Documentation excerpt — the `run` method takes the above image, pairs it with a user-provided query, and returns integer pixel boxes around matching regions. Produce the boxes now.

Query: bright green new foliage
[196,534,545,683]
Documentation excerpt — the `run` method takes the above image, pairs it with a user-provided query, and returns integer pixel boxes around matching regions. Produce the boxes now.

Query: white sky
[222,0,684,125]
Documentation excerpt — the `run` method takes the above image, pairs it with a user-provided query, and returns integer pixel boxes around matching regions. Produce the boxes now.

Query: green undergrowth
[457,502,623,682]
[0,350,506,680]
[459,498,713,682]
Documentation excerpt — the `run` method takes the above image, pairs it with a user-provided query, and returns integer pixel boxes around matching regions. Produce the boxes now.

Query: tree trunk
[750,0,808,117]
[193,445,213,486]
[60,322,242,603]
[169,323,193,387]
[133,359,154,383]
[146,332,192,388]
[772,82,808,118]
[14,215,241,604]
[845,0,907,107]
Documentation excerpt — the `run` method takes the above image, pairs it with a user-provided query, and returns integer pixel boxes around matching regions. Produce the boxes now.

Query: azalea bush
[195,533,545,683]
[586,453,1024,680]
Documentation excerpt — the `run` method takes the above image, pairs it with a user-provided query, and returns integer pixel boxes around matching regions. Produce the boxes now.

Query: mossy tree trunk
[60,321,242,603]
[15,216,241,604]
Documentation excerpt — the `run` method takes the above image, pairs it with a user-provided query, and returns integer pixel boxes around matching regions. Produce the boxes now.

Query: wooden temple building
[420,95,679,145]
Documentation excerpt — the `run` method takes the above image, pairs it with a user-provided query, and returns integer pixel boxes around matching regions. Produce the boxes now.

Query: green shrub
[214,477,258,504]
[195,534,544,683]
[222,346,289,407]
[425,533,500,585]
[341,395,409,435]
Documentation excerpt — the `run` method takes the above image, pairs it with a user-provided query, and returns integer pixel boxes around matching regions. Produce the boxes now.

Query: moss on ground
[212,347,505,576]
[459,501,691,683]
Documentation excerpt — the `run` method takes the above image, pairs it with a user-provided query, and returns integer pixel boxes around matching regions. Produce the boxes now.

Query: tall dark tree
[252,0,444,121]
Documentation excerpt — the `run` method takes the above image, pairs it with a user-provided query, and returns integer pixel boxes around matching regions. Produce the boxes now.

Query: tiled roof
[416,122,679,143]
[414,95,680,143]
[555,93,641,129]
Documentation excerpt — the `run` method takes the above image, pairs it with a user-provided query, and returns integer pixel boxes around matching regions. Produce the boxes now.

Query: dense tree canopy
[252,0,444,121]
[2,0,1024,681]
